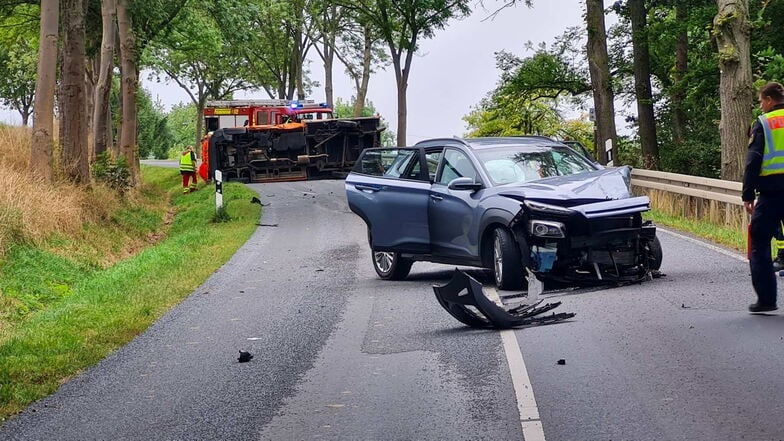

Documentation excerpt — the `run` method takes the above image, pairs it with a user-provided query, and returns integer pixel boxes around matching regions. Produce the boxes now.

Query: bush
[92,152,132,192]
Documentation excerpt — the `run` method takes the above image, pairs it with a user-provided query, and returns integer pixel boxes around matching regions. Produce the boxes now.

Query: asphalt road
[2,180,783,441]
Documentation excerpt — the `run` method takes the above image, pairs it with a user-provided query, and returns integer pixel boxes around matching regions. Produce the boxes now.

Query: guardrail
[630,169,747,228]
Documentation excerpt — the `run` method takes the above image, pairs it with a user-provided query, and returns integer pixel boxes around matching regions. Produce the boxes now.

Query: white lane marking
[657,226,746,263]
[486,287,547,441]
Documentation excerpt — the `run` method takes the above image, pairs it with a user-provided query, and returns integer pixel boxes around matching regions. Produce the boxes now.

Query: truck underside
[207,117,382,183]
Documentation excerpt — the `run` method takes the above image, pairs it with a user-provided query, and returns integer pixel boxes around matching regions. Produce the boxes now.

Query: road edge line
[657,226,746,263]
[486,287,547,441]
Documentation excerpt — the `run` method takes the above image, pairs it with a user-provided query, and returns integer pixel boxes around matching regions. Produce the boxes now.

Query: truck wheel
[372,250,413,280]
[649,236,663,270]
[493,227,525,290]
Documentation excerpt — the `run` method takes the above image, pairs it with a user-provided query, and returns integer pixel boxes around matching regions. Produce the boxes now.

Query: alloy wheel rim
[494,236,503,284]
[374,251,394,273]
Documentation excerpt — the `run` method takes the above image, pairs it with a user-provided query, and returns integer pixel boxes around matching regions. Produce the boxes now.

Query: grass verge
[0,166,259,421]
[646,208,746,253]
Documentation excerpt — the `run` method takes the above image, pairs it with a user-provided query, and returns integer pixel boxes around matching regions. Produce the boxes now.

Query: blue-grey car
[345,136,662,289]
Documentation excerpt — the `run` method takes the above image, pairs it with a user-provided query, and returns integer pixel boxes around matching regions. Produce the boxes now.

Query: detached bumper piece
[433,270,575,329]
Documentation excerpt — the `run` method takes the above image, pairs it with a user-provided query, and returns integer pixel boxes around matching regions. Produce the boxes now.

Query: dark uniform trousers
[750,192,784,305]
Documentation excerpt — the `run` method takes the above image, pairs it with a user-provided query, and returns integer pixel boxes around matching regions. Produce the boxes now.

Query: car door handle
[355,184,381,193]
[430,194,443,201]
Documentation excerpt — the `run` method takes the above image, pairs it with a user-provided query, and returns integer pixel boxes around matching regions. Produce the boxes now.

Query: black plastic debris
[238,350,253,363]
[433,269,575,329]
[557,359,566,365]
[250,196,262,205]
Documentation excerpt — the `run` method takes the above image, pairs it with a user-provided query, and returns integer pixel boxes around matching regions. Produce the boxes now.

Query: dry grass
[0,125,150,259]
[635,187,748,229]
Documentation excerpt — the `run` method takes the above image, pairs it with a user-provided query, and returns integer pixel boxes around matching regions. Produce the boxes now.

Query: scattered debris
[315,268,325,272]
[250,196,262,205]
[238,350,253,363]
[433,269,575,329]
[557,359,566,365]
[257,223,279,227]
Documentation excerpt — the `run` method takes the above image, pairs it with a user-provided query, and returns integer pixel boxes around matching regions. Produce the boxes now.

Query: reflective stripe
[758,109,784,176]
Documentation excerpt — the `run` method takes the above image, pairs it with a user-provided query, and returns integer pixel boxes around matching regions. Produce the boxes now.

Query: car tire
[649,235,663,270]
[372,250,413,280]
[492,227,525,290]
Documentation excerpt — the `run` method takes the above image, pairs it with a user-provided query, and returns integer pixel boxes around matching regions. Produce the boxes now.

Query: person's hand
[744,200,755,215]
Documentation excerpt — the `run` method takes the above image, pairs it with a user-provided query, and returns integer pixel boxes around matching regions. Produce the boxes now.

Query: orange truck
[200,99,384,183]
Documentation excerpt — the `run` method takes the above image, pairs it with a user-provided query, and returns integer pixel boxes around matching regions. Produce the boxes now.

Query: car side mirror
[448,177,483,192]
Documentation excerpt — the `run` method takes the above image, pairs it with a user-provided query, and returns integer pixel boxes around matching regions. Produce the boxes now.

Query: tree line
[1,0,778,187]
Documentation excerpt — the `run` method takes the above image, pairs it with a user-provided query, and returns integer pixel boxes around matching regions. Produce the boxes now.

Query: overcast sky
[0,1,613,142]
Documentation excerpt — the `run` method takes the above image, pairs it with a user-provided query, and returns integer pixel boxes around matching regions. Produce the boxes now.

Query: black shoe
[748,302,778,313]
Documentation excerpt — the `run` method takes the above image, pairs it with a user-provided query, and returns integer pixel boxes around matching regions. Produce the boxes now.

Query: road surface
[2,180,782,441]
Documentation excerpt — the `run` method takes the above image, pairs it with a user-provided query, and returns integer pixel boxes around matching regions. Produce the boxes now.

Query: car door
[428,148,485,259]
[345,148,431,253]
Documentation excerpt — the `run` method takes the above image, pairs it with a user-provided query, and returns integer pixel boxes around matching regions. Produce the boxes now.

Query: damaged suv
[345,136,662,290]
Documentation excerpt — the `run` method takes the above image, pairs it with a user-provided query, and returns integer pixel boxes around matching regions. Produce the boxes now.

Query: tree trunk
[30,0,59,182]
[60,0,90,183]
[323,40,334,109]
[94,0,117,158]
[672,4,688,147]
[628,0,658,169]
[714,0,753,181]
[354,27,373,117]
[586,0,618,165]
[117,0,140,186]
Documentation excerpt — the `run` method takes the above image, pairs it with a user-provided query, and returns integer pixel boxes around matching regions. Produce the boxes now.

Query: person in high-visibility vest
[774,222,784,272]
[179,146,198,194]
[743,82,784,312]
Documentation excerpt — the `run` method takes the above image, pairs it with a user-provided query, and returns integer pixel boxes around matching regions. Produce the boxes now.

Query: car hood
[497,166,633,204]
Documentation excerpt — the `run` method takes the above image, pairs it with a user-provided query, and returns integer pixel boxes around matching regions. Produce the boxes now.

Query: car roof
[416,136,568,150]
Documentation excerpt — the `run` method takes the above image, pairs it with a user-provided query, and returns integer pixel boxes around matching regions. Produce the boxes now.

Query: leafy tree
[0,4,38,126]
[166,102,198,156]
[334,0,471,146]
[145,1,250,145]
[136,90,174,159]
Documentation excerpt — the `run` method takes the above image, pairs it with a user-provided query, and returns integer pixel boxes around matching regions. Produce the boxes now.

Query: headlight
[524,200,574,215]
[529,220,566,238]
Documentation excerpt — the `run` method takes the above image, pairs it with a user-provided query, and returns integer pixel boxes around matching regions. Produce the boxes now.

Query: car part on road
[433,270,575,329]
[238,350,253,363]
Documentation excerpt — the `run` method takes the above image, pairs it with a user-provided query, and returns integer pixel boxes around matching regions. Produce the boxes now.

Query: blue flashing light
[289,102,300,109]
[319,102,328,107]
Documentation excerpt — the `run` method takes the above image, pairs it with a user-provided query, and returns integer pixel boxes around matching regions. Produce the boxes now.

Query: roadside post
[215,170,223,212]
[605,139,614,167]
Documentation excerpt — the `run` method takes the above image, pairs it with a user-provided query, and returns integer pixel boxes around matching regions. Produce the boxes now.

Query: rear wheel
[493,227,525,290]
[372,250,413,280]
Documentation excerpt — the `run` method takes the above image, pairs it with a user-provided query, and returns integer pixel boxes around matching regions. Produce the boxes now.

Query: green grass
[646,208,746,253]
[0,166,259,421]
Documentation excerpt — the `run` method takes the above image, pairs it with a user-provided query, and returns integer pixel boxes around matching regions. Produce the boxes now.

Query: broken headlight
[523,200,574,215]
[529,220,566,238]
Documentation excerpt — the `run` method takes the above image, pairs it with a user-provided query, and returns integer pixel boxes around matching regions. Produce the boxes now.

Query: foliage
[92,151,132,191]
[136,89,174,159]
[0,165,259,420]
[333,96,395,146]
[0,3,38,125]
[166,102,198,156]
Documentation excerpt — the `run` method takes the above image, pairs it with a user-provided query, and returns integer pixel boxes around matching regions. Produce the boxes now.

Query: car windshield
[476,146,598,186]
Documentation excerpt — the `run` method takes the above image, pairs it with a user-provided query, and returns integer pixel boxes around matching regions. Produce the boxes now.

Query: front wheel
[372,250,413,280]
[648,236,663,270]
[493,227,525,290]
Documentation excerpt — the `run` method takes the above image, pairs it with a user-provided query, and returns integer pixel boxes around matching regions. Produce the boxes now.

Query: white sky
[1,1,622,142]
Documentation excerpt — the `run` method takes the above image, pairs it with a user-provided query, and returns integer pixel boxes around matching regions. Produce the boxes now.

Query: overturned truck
[201,99,383,183]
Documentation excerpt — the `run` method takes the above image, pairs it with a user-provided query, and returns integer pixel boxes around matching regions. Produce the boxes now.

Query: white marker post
[215,170,223,212]
[605,139,614,167]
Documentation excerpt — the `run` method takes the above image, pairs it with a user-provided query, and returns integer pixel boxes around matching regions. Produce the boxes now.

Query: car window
[438,149,478,185]
[476,146,597,186]
[425,150,442,182]
[353,149,422,179]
